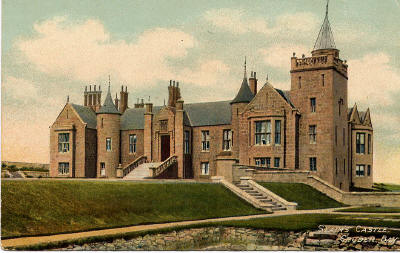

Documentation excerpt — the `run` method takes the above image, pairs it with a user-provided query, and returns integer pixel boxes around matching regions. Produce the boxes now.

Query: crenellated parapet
[290,49,348,78]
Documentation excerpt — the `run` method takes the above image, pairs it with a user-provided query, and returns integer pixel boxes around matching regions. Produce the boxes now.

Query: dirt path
[4,206,398,249]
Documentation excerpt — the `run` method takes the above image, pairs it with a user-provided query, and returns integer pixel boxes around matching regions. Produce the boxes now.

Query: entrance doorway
[161,135,170,161]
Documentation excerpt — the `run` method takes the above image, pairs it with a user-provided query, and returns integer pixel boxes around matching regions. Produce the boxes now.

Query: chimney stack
[167,79,181,107]
[249,71,258,95]
[119,85,128,113]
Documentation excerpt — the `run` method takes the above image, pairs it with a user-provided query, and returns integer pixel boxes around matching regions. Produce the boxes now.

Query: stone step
[248,193,264,197]
[260,199,273,203]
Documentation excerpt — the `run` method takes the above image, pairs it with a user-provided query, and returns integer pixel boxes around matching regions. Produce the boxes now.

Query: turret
[289,0,349,190]
[96,82,121,178]
[230,58,255,158]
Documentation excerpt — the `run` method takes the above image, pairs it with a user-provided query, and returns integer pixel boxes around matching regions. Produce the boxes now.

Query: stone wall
[58,226,400,251]
[251,169,400,207]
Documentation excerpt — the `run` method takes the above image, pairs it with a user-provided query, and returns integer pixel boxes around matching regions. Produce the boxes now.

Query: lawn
[1,180,264,238]
[258,182,346,210]
[373,183,400,192]
[337,206,400,213]
[215,213,400,233]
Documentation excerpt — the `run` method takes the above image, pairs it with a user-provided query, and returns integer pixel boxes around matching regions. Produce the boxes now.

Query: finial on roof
[266,74,269,81]
[148,96,151,102]
[67,95,69,103]
[244,56,247,79]
[326,0,329,16]
[313,0,336,50]
[108,75,111,89]
[164,98,166,106]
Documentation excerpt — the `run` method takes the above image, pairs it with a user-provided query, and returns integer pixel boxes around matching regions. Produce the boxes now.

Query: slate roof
[313,2,336,50]
[120,106,162,130]
[231,78,254,104]
[71,104,97,129]
[97,87,121,114]
[120,101,232,130]
[184,101,232,126]
[275,88,295,108]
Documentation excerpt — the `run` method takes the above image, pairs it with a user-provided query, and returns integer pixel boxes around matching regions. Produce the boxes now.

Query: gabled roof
[231,78,254,104]
[184,101,231,126]
[70,104,97,129]
[313,1,336,50]
[97,86,121,115]
[274,88,295,108]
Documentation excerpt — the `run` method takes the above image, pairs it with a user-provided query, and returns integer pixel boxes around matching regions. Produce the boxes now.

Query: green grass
[216,213,400,231]
[337,206,400,213]
[12,213,400,250]
[258,182,346,210]
[373,183,400,192]
[1,180,264,238]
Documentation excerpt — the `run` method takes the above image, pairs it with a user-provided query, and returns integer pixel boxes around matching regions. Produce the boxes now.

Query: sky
[1,0,400,183]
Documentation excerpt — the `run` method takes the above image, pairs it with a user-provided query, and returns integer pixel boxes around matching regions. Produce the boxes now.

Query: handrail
[122,155,147,177]
[151,155,177,178]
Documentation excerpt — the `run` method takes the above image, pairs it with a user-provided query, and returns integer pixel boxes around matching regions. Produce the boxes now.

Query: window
[368,134,371,154]
[184,131,190,154]
[335,126,338,146]
[100,162,105,176]
[58,162,69,175]
[223,130,233,151]
[274,157,280,168]
[129,134,137,153]
[298,76,301,89]
[255,158,271,168]
[309,125,316,144]
[343,159,346,175]
[356,133,365,154]
[310,98,316,113]
[310,157,317,171]
[201,162,209,175]
[275,120,281,145]
[201,131,210,151]
[356,165,365,177]
[106,138,112,151]
[255,121,271,145]
[58,133,70,153]
[322,74,325,86]
[367,165,371,176]
[335,158,338,175]
[343,128,346,146]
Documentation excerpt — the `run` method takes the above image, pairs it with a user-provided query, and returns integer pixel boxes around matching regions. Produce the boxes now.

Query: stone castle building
[50,5,373,190]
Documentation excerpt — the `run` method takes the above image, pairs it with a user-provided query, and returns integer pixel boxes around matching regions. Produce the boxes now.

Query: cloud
[178,59,231,87]
[2,76,39,105]
[16,16,196,86]
[204,8,318,37]
[348,52,400,106]
[259,44,309,69]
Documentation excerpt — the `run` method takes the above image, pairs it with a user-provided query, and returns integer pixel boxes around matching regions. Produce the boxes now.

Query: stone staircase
[123,162,161,180]
[234,182,287,211]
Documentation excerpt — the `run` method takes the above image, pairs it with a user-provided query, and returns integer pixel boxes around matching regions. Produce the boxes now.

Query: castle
[50,4,373,191]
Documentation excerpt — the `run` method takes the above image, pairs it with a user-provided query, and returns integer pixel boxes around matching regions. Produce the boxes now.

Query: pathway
[2,206,399,249]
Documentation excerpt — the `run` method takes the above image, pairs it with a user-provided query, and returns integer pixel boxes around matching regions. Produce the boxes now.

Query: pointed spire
[243,56,247,79]
[313,0,336,50]
[97,77,121,114]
